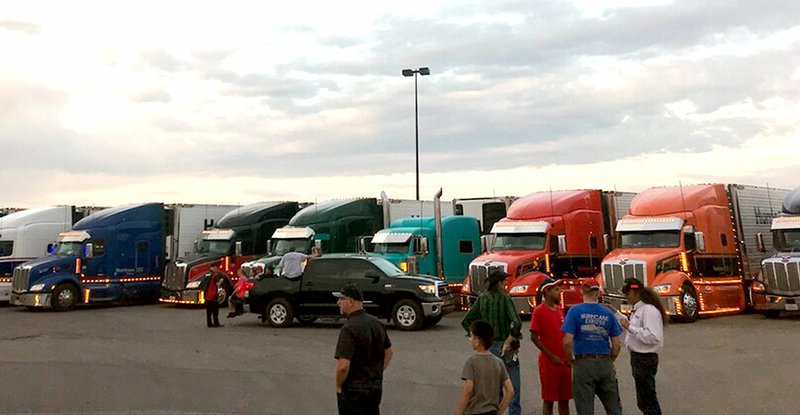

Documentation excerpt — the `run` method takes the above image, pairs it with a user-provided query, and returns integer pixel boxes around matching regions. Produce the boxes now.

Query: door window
[345,259,380,278]
[308,259,346,279]
[0,241,12,257]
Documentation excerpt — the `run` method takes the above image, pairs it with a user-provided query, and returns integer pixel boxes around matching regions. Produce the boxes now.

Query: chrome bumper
[423,296,457,317]
[755,294,800,312]
[159,288,203,305]
[603,294,678,315]
[0,283,10,302]
[512,296,532,315]
[10,292,52,308]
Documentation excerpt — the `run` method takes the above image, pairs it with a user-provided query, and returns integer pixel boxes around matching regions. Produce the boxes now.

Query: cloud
[0,20,39,35]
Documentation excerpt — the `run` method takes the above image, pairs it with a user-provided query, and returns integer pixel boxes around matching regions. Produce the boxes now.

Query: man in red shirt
[530,278,571,415]
[203,262,225,328]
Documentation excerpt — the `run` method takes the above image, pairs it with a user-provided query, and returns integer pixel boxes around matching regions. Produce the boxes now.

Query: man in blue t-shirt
[562,279,623,415]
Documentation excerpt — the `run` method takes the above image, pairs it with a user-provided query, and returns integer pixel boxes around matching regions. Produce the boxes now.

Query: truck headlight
[30,283,46,292]
[418,284,436,295]
[653,284,671,294]
[186,280,202,289]
[509,285,529,295]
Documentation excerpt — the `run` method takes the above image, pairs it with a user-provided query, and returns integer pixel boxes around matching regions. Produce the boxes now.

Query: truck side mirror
[407,256,420,275]
[47,243,56,256]
[267,239,273,255]
[235,241,243,257]
[756,233,766,253]
[603,234,611,251]
[557,235,568,255]
[365,269,381,281]
[84,243,94,259]
[193,240,199,253]
[356,237,368,254]
[314,239,323,254]
[480,235,493,253]
[695,232,706,253]
[418,237,429,255]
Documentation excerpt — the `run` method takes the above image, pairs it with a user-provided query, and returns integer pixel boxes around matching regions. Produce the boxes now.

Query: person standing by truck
[461,268,523,415]
[334,283,393,414]
[455,321,514,415]
[615,278,666,415]
[562,279,623,415]
[277,247,319,279]
[530,278,571,415]
[202,262,226,328]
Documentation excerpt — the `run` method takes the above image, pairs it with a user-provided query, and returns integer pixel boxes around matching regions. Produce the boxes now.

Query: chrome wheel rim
[397,305,417,327]
[683,292,698,316]
[270,304,287,324]
[58,289,74,308]
[216,286,227,305]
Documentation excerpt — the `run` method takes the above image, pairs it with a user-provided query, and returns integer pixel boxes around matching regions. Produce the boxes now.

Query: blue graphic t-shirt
[562,302,623,356]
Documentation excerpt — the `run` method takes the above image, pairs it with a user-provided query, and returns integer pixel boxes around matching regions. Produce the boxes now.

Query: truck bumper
[423,296,457,318]
[9,292,52,308]
[602,294,679,316]
[0,282,10,302]
[752,293,800,312]
[159,288,204,305]
[512,296,533,316]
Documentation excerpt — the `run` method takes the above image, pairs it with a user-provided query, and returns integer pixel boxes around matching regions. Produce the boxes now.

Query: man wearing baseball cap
[333,283,393,414]
[530,277,571,415]
[562,279,623,415]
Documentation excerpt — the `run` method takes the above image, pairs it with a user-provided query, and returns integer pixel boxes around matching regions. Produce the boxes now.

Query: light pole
[402,67,430,201]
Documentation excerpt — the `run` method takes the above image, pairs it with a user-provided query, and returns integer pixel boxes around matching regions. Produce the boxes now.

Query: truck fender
[651,270,690,295]
[37,274,82,294]
[509,271,549,297]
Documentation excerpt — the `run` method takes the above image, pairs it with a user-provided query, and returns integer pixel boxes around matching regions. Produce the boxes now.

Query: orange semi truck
[462,189,634,314]
[600,184,787,322]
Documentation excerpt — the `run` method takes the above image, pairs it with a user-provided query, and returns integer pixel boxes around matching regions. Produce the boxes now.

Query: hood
[602,248,681,264]
[175,253,225,268]
[471,249,547,277]
[21,256,78,285]
[390,274,441,285]
[250,255,282,268]
[372,252,408,266]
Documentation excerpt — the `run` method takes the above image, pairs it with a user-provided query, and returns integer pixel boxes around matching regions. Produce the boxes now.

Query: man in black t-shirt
[334,284,393,415]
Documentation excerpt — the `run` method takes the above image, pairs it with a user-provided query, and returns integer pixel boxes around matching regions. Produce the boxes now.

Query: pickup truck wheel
[679,284,699,322]
[266,298,294,328]
[392,299,424,331]
[52,284,78,312]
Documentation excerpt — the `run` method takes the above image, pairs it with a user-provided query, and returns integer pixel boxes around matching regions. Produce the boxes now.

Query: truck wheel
[266,298,294,328]
[679,285,699,322]
[392,299,424,331]
[52,284,79,312]
[765,310,780,319]
[217,281,231,307]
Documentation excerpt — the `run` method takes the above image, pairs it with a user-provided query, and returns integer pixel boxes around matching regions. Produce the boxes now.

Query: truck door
[693,255,744,311]
[343,259,383,314]
[300,259,346,315]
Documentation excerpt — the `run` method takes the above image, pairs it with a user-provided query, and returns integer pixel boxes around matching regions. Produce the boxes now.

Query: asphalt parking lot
[0,304,798,415]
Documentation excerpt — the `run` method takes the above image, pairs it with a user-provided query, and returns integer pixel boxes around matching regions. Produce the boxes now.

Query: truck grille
[162,262,188,291]
[469,263,506,294]
[602,261,646,294]
[763,259,800,293]
[12,267,30,292]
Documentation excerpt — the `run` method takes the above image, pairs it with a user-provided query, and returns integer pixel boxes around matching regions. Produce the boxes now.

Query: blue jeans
[490,341,520,415]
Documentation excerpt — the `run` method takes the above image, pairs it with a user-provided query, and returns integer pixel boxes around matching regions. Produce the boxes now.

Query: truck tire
[265,298,294,328]
[392,299,424,331]
[679,284,699,322]
[52,284,79,312]
[217,280,231,307]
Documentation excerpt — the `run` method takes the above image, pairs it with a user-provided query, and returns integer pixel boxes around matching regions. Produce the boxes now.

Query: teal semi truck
[364,189,481,289]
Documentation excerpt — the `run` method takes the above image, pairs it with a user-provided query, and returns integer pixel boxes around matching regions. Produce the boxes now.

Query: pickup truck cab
[246,254,455,331]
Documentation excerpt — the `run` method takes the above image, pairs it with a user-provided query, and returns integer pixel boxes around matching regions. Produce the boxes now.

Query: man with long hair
[461,269,523,415]
[617,278,666,415]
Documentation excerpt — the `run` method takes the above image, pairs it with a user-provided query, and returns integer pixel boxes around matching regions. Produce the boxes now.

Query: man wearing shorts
[530,278,571,415]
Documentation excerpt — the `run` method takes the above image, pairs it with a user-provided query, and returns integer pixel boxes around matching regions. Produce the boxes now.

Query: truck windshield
[620,231,681,248]
[773,230,800,252]
[492,233,546,250]
[198,240,231,255]
[273,239,310,255]
[371,257,405,277]
[373,242,410,255]
[56,242,83,256]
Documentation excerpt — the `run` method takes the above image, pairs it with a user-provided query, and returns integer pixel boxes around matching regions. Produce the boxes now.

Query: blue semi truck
[9,203,224,311]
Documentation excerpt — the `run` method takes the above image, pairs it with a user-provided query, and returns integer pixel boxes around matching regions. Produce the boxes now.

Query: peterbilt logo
[782,256,791,263]
[619,259,629,265]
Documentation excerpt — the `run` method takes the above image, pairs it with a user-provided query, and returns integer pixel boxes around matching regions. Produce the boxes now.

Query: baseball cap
[621,278,643,293]
[332,283,364,302]
[581,279,601,290]
[539,277,560,293]
[487,268,509,286]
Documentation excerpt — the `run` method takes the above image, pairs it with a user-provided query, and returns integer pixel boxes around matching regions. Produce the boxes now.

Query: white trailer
[165,204,241,261]
[452,196,517,234]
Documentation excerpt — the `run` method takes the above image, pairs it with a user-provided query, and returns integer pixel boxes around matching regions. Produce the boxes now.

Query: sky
[1,0,799,208]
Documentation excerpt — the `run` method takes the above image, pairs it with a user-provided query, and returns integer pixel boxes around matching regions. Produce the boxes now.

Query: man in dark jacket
[203,262,226,328]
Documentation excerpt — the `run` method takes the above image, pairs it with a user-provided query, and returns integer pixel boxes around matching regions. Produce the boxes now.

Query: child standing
[456,321,514,415]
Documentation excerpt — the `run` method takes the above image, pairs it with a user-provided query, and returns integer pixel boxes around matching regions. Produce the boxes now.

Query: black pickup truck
[245,254,455,331]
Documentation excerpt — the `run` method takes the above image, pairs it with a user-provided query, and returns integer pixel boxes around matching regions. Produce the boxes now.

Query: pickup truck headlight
[186,280,202,289]
[418,284,436,295]
[30,283,46,292]
[653,284,671,294]
[509,285,529,295]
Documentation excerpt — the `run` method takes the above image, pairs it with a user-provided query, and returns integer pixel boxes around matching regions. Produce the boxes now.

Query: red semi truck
[600,184,787,322]
[462,189,634,315]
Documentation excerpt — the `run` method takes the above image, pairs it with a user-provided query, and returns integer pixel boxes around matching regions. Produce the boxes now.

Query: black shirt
[334,310,392,389]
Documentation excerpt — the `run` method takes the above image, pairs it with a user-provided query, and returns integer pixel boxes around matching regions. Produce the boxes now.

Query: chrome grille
[602,261,646,294]
[162,262,187,291]
[12,267,30,292]
[436,282,449,297]
[469,263,505,294]
[763,259,800,293]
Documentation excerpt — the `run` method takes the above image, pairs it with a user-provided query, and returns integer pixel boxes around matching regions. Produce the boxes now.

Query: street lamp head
[402,69,414,77]
[419,67,430,76]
